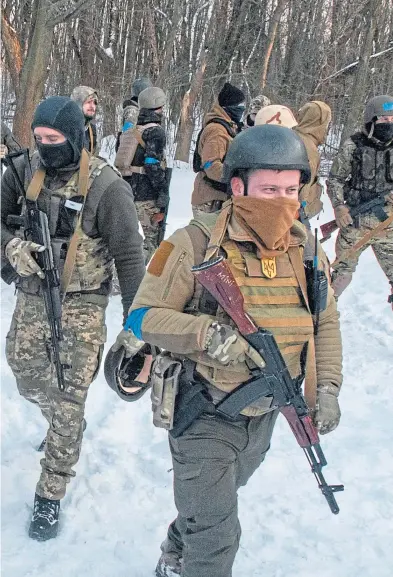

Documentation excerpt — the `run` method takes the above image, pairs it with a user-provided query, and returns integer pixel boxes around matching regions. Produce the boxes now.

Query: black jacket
[129,109,168,202]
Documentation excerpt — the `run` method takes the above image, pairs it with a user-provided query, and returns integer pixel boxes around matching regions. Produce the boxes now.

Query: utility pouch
[305,262,328,315]
[170,367,214,439]
[151,354,182,430]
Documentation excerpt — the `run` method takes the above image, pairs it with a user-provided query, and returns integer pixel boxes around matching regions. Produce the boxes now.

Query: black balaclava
[32,96,85,169]
[373,122,393,144]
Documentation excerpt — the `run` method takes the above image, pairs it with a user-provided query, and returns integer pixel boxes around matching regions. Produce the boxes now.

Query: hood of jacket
[296,101,332,145]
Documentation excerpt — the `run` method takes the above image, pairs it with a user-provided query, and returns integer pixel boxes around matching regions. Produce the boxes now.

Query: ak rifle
[2,150,67,391]
[192,256,344,514]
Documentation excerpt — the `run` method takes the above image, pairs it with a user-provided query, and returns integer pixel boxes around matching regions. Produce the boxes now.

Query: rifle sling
[61,149,90,297]
[25,149,91,299]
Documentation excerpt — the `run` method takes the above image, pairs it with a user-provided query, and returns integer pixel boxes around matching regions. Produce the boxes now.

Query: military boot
[28,493,60,541]
[155,551,182,577]
[37,418,87,451]
[388,282,393,311]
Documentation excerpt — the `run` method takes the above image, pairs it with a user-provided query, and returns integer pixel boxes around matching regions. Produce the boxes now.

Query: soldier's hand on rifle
[151,212,165,224]
[204,322,265,368]
[112,328,145,358]
[334,205,353,228]
[5,238,45,279]
[314,384,341,435]
[156,192,169,209]
[0,144,8,159]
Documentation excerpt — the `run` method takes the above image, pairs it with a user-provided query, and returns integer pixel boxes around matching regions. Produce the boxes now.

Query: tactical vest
[345,133,393,206]
[114,123,159,176]
[17,156,115,298]
[184,208,317,416]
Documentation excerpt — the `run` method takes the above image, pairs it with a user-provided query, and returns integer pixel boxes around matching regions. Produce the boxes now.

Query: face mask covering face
[36,140,75,169]
[232,196,300,257]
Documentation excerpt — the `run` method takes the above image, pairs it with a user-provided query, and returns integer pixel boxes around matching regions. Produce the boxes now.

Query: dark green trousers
[162,410,278,577]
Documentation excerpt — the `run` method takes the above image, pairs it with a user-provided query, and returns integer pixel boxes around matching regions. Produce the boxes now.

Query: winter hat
[32,96,85,162]
[218,83,245,107]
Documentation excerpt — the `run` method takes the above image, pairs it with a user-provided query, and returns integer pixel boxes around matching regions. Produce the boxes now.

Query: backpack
[193,118,236,173]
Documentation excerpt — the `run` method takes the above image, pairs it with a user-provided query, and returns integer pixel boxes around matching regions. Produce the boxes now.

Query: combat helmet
[138,87,167,110]
[222,124,311,186]
[364,95,393,125]
[104,345,153,402]
[131,77,153,99]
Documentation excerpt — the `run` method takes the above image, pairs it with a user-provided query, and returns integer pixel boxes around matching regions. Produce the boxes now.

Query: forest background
[2,0,393,162]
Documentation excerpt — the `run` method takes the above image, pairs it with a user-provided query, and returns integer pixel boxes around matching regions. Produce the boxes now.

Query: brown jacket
[191,103,238,206]
[130,205,342,416]
[295,101,331,218]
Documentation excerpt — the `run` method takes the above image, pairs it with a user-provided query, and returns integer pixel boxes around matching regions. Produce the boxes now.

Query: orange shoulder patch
[148,241,174,277]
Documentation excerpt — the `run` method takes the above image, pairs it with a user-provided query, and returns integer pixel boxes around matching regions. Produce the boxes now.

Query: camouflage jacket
[327,132,393,208]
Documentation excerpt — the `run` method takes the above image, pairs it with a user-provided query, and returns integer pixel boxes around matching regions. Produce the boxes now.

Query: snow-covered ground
[1,169,392,577]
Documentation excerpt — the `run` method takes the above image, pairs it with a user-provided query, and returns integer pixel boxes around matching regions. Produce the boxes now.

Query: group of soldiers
[1,78,392,577]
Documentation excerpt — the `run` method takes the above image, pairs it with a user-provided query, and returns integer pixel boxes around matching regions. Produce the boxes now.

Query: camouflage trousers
[162,410,278,577]
[192,200,223,219]
[333,210,393,295]
[135,200,161,264]
[5,290,107,500]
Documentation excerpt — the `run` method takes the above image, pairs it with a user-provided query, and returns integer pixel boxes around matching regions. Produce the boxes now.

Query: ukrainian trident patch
[261,257,277,278]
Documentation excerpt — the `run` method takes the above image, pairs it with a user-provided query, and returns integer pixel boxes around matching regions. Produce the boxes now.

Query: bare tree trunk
[339,0,380,146]
[13,0,54,146]
[145,1,160,81]
[260,0,288,89]
[156,0,182,87]
[175,58,208,162]
[1,13,23,99]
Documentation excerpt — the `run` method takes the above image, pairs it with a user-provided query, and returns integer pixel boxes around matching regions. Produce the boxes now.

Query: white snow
[1,171,393,577]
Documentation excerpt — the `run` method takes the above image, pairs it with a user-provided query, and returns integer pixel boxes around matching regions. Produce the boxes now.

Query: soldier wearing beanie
[70,85,99,154]
[191,82,245,217]
[1,96,145,541]
[245,93,271,127]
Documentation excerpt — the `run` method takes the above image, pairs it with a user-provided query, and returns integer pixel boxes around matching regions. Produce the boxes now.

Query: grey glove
[314,384,341,435]
[112,329,145,358]
[334,204,353,228]
[5,237,45,279]
[204,321,265,368]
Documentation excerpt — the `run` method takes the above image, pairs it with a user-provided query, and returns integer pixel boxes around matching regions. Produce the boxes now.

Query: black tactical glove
[156,192,169,209]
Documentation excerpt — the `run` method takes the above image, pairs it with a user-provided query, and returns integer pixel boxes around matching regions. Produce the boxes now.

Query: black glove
[156,192,169,209]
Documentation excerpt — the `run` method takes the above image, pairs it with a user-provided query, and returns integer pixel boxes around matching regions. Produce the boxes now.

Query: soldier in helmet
[115,86,169,263]
[1,96,145,541]
[327,95,393,307]
[113,125,343,577]
[245,93,271,127]
[70,85,99,154]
